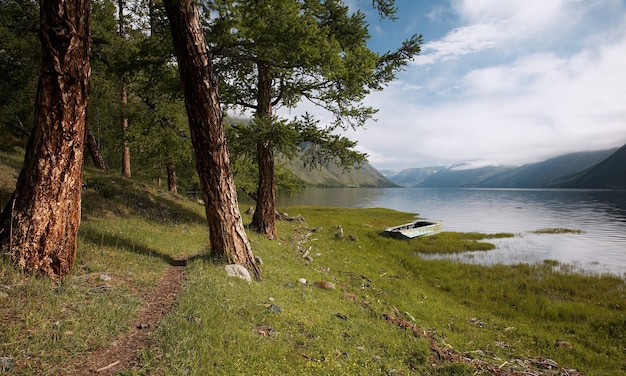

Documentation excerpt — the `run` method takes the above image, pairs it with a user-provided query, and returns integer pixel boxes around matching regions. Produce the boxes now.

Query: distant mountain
[417,165,511,188]
[390,166,444,187]
[479,149,617,188]
[554,144,626,189]
[378,169,400,178]
[387,147,620,188]
[283,158,397,188]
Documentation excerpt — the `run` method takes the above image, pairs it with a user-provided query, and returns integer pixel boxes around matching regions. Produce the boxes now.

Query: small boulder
[267,303,282,313]
[224,264,252,283]
[0,356,16,371]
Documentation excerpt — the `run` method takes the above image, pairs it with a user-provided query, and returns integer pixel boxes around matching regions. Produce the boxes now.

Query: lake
[270,187,626,277]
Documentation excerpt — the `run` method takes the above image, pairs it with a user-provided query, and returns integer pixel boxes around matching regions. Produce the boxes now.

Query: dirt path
[73,258,187,375]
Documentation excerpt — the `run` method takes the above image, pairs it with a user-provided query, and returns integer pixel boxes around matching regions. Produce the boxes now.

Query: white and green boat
[383,220,442,239]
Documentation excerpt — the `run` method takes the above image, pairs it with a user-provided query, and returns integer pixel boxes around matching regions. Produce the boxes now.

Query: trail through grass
[0,161,624,375]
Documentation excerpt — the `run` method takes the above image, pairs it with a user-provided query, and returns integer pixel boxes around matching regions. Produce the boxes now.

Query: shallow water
[271,187,626,277]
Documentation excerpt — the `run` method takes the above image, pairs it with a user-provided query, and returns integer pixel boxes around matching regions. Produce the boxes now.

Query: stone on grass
[225,264,252,283]
[0,356,16,371]
[298,278,307,285]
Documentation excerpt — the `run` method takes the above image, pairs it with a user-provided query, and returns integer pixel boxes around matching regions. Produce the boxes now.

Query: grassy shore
[0,157,624,375]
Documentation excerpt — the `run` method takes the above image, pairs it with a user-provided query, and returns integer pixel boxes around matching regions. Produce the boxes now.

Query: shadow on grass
[79,226,184,266]
[81,176,207,227]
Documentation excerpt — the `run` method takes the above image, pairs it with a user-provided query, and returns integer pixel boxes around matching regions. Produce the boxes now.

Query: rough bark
[163,0,261,280]
[119,0,131,178]
[167,161,177,193]
[121,84,131,177]
[0,0,91,279]
[250,62,277,239]
[85,125,108,171]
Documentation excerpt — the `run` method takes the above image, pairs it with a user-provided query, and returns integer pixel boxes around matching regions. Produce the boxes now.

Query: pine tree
[163,0,261,279]
[206,0,421,238]
[0,0,91,278]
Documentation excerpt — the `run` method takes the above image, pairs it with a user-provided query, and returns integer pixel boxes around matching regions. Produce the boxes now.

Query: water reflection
[271,187,626,276]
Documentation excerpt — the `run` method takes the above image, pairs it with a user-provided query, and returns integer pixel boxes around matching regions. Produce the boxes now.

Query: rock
[314,281,336,289]
[334,225,344,239]
[245,206,254,215]
[255,256,263,265]
[183,315,201,323]
[224,264,252,283]
[267,304,282,313]
[254,325,275,336]
[91,285,108,293]
[0,356,16,371]
[298,278,307,285]
[99,274,111,282]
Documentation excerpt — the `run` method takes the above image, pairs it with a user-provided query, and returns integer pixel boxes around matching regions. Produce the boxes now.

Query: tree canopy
[204,0,422,237]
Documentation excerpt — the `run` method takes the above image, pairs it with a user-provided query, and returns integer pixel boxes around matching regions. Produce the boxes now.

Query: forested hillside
[282,157,397,187]
[554,144,626,189]
[387,147,623,189]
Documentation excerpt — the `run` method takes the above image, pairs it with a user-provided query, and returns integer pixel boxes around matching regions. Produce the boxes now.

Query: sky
[279,0,626,171]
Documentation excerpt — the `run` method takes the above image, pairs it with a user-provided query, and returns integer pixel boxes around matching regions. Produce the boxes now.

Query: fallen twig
[96,360,120,373]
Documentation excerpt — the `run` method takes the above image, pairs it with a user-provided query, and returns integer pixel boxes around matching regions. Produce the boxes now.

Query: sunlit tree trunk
[250,62,277,239]
[85,125,108,171]
[121,84,131,177]
[167,161,177,193]
[119,0,131,178]
[0,0,91,279]
[163,0,261,280]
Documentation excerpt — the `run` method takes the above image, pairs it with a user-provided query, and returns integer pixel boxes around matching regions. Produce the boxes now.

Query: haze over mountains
[286,144,626,189]
[383,144,626,190]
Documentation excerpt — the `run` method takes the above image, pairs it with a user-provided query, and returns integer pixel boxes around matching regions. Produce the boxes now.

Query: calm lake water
[271,187,626,277]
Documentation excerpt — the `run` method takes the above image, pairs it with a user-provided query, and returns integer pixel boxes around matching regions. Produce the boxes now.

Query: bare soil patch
[69,258,187,375]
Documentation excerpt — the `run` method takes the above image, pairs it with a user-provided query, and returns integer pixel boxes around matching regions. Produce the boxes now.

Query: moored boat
[383,220,442,239]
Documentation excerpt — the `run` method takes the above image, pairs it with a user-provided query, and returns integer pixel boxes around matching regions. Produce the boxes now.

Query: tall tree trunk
[119,0,131,178]
[167,161,177,193]
[85,124,108,171]
[163,0,261,280]
[250,62,277,239]
[121,84,131,177]
[0,0,91,279]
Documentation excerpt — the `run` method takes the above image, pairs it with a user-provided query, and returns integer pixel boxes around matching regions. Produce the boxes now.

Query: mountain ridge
[384,146,624,189]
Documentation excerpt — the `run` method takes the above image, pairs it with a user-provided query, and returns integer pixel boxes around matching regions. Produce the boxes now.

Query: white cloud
[417,0,587,66]
[353,11,626,169]
[281,1,626,171]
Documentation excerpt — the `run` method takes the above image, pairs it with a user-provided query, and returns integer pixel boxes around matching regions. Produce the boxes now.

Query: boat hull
[383,220,442,240]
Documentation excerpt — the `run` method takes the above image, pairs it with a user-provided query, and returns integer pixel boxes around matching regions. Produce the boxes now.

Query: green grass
[1,157,625,375]
[0,166,208,375]
[530,228,583,234]
[144,206,625,375]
